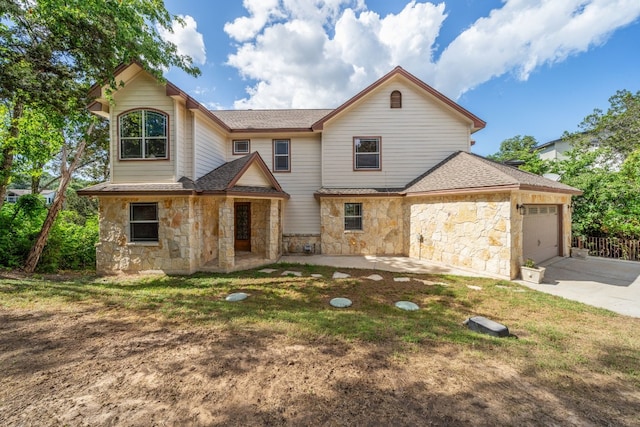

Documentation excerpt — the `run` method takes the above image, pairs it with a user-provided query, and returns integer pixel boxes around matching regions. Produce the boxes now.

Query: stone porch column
[265,199,280,260]
[218,197,235,271]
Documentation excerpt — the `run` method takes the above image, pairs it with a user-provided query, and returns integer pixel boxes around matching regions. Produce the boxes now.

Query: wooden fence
[572,236,640,261]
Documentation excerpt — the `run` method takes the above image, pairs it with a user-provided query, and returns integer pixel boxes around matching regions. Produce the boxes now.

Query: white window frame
[273,139,291,172]
[353,137,381,171]
[344,203,363,231]
[233,139,250,155]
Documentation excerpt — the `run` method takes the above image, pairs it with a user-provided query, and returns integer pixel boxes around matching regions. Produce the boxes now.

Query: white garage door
[523,205,559,264]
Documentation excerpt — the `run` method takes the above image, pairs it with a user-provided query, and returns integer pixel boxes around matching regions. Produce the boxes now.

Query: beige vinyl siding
[321,78,472,188]
[111,72,176,183]
[236,163,271,187]
[175,101,194,180]
[194,113,226,179]
[229,134,322,235]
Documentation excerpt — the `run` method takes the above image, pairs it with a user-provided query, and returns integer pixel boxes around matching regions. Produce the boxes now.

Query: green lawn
[1,263,639,425]
[1,263,636,376]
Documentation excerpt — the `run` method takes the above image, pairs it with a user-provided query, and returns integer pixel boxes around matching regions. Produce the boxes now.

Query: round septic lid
[329,297,352,308]
[395,301,419,311]
[226,292,248,302]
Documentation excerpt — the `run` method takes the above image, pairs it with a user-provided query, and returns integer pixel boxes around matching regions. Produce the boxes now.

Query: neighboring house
[79,63,581,279]
[4,189,56,204]
[536,137,571,161]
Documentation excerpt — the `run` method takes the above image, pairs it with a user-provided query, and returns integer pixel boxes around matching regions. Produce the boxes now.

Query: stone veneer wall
[283,234,322,254]
[199,197,219,266]
[97,196,199,274]
[408,193,512,278]
[320,197,405,255]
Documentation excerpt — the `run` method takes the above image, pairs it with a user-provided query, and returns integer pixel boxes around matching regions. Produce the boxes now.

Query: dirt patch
[1,305,638,426]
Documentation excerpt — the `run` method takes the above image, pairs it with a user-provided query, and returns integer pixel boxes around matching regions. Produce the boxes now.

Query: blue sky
[161,0,640,156]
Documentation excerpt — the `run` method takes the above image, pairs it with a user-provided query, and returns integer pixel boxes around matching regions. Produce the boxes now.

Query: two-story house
[79,63,580,279]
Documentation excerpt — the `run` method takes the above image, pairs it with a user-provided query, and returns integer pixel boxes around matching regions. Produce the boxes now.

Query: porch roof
[315,151,582,198]
[78,152,289,199]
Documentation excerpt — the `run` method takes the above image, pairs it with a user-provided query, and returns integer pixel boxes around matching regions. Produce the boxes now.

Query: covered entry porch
[201,196,284,273]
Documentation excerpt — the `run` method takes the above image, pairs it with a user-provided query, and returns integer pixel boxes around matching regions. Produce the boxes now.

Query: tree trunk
[23,123,94,273]
[0,102,24,211]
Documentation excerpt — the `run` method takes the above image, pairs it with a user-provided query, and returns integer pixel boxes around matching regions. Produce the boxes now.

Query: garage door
[523,205,559,264]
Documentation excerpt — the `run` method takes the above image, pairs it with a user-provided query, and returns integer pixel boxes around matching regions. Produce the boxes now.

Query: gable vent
[390,90,402,108]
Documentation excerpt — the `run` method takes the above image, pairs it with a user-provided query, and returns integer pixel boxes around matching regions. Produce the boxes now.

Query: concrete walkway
[281,254,640,318]
[280,254,503,279]
[517,257,640,318]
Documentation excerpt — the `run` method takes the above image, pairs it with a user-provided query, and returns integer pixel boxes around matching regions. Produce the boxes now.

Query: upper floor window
[130,202,159,242]
[119,109,168,160]
[273,139,290,172]
[390,90,402,108]
[353,137,381,170]
[233,139,250,155]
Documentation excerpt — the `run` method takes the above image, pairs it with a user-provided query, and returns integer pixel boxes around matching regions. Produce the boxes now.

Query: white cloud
[435,0,640,97]
[224,0,640,108]
[159,15,206,65]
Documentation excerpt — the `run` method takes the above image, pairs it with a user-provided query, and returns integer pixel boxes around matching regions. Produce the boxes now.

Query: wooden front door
[234,202,251,251]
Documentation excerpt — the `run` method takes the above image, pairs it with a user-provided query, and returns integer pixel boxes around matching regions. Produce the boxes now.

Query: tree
[556,90,640,239]
[0,0,200,210]
[487,135,550,175]
[23,109,96,272]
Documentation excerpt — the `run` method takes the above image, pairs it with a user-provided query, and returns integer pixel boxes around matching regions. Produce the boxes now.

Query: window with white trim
[233,139,250,155]
[344,203,363,231]
[354,137,381,170]
[119,109,168,159]
[130,203,159,242]
[273,139,290,172]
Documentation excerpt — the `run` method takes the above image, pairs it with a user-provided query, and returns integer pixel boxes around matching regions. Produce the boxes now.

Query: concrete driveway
[518,257,640,318]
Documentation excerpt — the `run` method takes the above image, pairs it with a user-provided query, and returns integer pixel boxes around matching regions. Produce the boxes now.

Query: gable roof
[90,63,485,136]
[311,66,486,132]
[188,151,288,197]
[402,151,582,196]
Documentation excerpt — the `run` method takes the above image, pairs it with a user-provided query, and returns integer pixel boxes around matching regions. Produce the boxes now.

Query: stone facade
[408,193,512,278]
[96,195,283,274]
[320,197,405,255]
[96,190,570,279]
[97,196,199,274]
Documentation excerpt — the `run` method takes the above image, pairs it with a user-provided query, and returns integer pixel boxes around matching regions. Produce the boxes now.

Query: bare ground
[1,305,638,427]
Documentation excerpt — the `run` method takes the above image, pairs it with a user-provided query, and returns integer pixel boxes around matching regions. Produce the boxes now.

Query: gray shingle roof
[192,153,255,191]
[78,153,289,198]
[403,151,581,195]
[213,109,333,130]
[77,182,194,195]
[315,187,404,196]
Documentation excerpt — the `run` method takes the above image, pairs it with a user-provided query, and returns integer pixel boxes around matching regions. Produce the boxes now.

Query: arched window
[390,90,402,108]
[119,109,168,159]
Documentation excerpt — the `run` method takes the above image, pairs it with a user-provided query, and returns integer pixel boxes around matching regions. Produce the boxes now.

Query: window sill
[127,241,160,246]
[344,230,364,234]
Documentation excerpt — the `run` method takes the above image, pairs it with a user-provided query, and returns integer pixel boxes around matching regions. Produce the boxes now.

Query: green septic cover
[395,301,419,311]
[329,297,352,308]
[226,292,248,302]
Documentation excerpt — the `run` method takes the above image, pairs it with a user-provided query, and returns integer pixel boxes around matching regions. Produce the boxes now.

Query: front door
[234,202,251,252]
